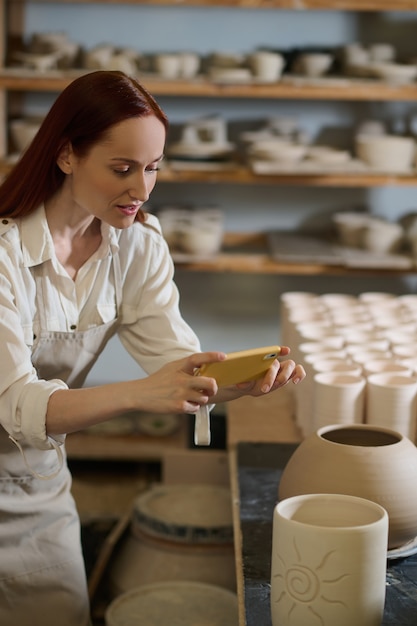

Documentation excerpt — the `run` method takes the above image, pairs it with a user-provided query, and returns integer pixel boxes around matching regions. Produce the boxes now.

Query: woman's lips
[117,204,139,216]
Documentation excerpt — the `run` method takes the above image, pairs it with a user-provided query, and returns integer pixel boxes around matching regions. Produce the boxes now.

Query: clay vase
[278,423,417,549]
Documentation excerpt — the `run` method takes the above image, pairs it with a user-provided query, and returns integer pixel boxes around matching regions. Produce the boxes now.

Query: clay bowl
[278,423,417,549]
[355,134,415,172]
[370,62,417,84]
[9,117,43,153]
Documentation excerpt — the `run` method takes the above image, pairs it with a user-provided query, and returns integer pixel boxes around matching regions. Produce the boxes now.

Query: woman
[0,70,305,625]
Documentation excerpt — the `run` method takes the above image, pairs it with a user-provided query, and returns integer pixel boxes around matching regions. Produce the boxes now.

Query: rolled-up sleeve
[0,226,68,450]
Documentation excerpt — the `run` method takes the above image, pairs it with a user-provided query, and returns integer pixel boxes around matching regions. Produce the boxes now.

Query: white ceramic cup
[178,52,200,78]
[248,51,285,82]
[271,493,388,626]
[154,53,181,79]
[363,360,412,377]
[366,372,417,440]
[312,372,366,430]
[312,359,362,376]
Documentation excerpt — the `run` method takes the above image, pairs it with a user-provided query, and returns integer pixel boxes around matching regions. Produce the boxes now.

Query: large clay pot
[108,484,236,596]
[278,423,417,549]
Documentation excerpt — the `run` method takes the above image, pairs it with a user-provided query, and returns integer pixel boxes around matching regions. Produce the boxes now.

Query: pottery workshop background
[15,4,417,385]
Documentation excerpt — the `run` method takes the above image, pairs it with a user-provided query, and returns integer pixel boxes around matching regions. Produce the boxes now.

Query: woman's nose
[128,172,150,202]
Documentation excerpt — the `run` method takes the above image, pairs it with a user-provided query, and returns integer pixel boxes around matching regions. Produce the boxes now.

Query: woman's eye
[114,168,130,176]
[146,165,160,173]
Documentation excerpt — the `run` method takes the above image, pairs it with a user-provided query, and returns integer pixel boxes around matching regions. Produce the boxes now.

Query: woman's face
[60,115,166,227]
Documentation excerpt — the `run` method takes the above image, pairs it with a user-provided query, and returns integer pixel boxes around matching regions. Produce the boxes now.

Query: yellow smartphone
[196,345,282,387]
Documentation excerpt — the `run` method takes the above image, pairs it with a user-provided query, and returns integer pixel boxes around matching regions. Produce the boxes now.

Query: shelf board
[172,232,417,275]
[9,1,417,12]
[2,159,417,188]
[173,252,416,275]
[66,418,189,461]
[157,165,417,187]
[2,69,417,101]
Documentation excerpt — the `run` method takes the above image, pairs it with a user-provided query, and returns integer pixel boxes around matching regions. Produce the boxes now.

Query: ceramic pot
[278,423,417,549]
[106,581,238,626]
[108,484,236,596]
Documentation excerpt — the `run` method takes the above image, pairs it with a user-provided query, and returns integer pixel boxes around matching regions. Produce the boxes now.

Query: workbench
[227,389,417,626]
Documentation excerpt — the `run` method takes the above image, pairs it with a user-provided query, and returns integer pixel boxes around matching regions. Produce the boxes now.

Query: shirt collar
[19,205,120,268]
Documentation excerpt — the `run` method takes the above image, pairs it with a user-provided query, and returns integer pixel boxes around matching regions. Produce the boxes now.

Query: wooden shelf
[158,165,417,187]
[2,0,416,280]
[174,254,416,275]
[66,416,189,461]
[3,159,417,188]
[3,69,417,102]
[172,232,417,275]
[8,0,417,12]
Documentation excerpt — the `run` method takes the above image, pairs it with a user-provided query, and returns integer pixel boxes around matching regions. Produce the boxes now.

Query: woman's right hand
[133,351,226,414]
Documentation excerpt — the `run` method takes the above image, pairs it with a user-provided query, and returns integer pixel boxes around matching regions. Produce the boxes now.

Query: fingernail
[292,377,301,385]
[261,384,269,393]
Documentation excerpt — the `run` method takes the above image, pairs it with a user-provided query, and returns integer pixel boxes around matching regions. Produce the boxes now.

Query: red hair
[0,71,168,222]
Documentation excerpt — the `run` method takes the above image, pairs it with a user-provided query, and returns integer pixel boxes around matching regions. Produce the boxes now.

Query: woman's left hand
[213,346,306,403]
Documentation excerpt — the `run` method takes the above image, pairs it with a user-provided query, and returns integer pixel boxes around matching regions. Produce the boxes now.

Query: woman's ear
[56,142,74,174]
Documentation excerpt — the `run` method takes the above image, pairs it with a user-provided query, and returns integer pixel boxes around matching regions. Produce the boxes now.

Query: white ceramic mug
[248,51,285,82]
[271,493,388,626]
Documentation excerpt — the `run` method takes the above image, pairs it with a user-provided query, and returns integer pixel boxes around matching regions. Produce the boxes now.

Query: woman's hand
[46,348,305,436]
[210,346,306,403]
[133,347,305,415]
[136,351,226,414]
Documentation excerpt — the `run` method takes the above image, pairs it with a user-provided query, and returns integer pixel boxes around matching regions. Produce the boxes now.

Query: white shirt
[0,205,200,450]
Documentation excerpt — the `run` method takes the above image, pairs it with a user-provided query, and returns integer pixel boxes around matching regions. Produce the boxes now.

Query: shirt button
[70,324,77,330]
[2,219,8,224]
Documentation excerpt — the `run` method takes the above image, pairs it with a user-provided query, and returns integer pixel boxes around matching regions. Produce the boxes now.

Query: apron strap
[8,435,64,481]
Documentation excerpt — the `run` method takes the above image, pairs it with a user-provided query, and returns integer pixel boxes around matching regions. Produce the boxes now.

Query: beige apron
[0,255,122,626]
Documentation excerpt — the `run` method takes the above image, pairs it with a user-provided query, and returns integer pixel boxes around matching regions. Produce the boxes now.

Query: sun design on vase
[272,536,350,625]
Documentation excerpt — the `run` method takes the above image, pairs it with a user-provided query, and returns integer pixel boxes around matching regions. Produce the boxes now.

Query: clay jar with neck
[278,423,417,549]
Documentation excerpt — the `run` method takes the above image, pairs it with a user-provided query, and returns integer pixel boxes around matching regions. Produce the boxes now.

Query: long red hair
[0,70,168,222]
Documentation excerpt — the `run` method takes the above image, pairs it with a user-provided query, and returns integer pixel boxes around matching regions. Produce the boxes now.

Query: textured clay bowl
[278,423,417,549]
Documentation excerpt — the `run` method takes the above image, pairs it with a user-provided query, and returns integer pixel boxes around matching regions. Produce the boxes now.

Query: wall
[20,4,417,382]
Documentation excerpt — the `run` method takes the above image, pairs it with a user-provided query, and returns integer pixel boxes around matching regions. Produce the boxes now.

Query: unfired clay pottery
[368,43,396,63]
[248,51,285,82]
[154,53,182,79]
[271,493,388,626]
[278,423,417,549]
[371,62,417,84]
[105,581,238,626]
[108,484,236,596]
[311,372,366,431]
[9,117,43,153]
[355,134,415,171]
[293,52,334,77]
[365,373,417,440]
